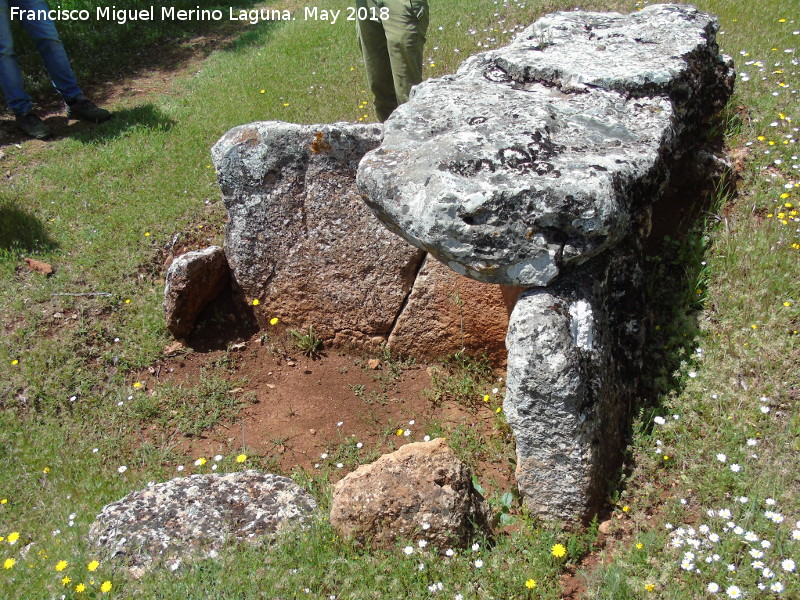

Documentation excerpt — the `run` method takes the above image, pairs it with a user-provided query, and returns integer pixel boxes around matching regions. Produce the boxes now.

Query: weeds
[289,325,323,357]
[424,351,495,409]
[129,373,248,437]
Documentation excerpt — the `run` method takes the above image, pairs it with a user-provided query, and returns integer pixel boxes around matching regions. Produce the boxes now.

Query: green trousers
[356,0,429,122]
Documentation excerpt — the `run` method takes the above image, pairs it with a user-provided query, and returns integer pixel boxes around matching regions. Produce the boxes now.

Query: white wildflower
[726,585,742,599]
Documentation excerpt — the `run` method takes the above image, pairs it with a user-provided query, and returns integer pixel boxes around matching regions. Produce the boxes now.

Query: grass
[6,0,262,105]
[424,352,497,410]
[1,0,798,598]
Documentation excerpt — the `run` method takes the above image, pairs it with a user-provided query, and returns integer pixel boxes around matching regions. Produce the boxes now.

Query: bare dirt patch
[137,326,515,493]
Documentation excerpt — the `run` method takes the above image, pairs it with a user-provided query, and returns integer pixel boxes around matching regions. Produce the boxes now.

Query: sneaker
[15,112,53,140]
[66,98,112,123]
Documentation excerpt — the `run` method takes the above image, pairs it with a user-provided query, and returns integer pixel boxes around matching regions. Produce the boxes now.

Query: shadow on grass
[69,104,177,144]
[0,104,176,146]
[639,145,735,403]
[0,203,58,256]
[604,134,738,508]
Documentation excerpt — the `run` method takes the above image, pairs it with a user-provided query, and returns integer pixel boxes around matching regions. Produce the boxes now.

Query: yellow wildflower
[551,543,567,558]
[55,560,68,571]
[87,560,100,572]
[236,454,247,463]
[100,580,113,593]
[525,578,537,589]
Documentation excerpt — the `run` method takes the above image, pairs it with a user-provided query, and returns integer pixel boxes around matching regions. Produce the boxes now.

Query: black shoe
[66,98,112,123]
[15,112,53,140]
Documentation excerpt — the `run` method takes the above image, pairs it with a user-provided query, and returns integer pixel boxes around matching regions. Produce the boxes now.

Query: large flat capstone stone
[357,4,734,286]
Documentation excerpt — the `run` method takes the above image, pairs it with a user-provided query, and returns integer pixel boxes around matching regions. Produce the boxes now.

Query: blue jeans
[0,0,83,115]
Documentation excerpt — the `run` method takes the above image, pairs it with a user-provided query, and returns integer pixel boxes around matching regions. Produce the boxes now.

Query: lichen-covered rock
[211,121,424,344]
[89,471,317,570]
[357,4,734,286]
[163,246,228,339]
[503,250,645,519]
[387,256,510,364]
[330,439,491,549]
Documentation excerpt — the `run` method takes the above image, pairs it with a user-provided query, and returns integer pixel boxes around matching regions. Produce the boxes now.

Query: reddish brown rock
[23,257,54,276]
[330,438,491,549]
[388,257,512,367]
[212,122,424,346]
[163,246,229,339]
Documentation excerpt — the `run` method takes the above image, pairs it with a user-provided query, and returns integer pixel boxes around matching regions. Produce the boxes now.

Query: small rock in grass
[330,439,491,549]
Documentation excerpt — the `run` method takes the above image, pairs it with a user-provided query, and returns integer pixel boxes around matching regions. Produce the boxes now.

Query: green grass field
[1,0,798,598]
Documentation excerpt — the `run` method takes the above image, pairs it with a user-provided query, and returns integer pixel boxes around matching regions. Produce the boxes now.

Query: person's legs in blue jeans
[1,1,109,136]
[15,0,84,103]
[0,0,34,115]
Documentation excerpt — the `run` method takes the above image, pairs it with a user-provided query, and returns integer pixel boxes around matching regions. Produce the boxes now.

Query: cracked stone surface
[387,255,511,364]
[357,4,734,286]
[213,121,511,361]
[89,471,317,571]
[212,121,424,345]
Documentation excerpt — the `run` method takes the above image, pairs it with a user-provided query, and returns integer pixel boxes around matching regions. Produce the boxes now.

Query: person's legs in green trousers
[356,0,429,122]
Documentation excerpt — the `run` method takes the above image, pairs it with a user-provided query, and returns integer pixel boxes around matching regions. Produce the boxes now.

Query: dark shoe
[15,112,53,140]
[66,98,112,123]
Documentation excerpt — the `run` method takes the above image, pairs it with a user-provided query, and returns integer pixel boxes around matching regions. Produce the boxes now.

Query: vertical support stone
[504,252,645,519]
